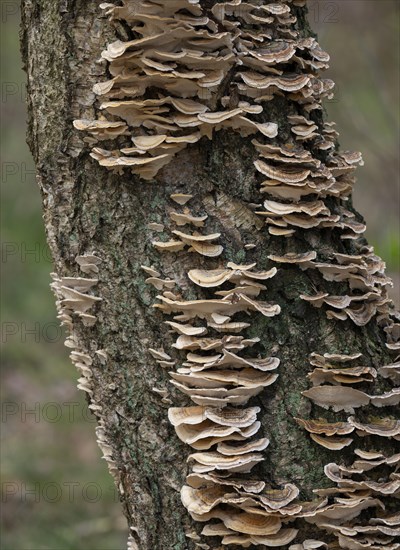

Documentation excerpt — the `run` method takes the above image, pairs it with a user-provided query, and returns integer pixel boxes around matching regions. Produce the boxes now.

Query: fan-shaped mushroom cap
[300,293,329,307]
[354,449,386,460]
[171,382,264,407]
[207,321,251,333]
[218,511,282,535]
[181,485,243,515]
[308,366,377,386]
[59,286,102,313]
[269,251,317,264]
[369,388,400,408]
[237,294,281,317]
[239,267,278,281]
[379,362,400,383]
[60,277,98,291]
[188,269,233,287]
[268,227,296,236]
[310,352,363,367]
[168,406,206,427]
[201,523,233,537]
[141,265,161,277]
[295,417,354,436]
[179,422,261,450]
[173,334,256,352]
[347,416,400,437]
[188,473,266,494]
[217,438,270,456]
[170,211,208,227]
[172,230,221,242]
[168,406,260,428]
[371,512,400,527]
[256,161,311,183]
[337,534,400,549]
[257,483,299,510]
[307,494,384,523]
[171,369,278,390]
[309,433,353,450]
[165,321,207,336]
[190,242,225,257]
[188,451,265,473]
[302,386,370,412]
[205,407,261,428]
[170,193,193,205]
[175,420,236,448]
[152,240,185,252]
[194,350,280,373]
[145,277,176,290]
[266,202,331,219]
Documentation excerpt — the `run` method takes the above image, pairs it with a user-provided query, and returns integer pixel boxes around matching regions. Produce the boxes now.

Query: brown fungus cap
[347,416,400,438]
[309,433,353,451]
[295,417,354,436]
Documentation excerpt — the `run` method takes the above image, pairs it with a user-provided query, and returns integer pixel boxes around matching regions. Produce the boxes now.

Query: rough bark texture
[21,1,398,549]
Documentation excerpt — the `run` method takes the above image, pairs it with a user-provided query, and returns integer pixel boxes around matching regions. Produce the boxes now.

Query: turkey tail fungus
[21,0,399,548]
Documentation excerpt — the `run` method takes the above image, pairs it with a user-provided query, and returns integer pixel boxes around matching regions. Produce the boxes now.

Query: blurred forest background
[1,1,399,549]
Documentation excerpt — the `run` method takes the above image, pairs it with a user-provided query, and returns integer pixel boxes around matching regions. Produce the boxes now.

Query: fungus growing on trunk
[63,0,400,547]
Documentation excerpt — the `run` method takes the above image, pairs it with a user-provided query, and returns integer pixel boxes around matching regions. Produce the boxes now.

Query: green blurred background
[0,1,399,549]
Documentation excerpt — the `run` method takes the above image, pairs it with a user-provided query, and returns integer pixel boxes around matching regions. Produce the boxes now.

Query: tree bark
[21,1,399,549]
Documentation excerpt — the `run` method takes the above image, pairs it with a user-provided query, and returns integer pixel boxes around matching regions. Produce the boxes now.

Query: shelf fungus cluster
[50,256,120,490]
[293,351,400,548]
[145,191,395,548]
[69,0,400,547]
[143,190,331,546]
[297,248,393,327]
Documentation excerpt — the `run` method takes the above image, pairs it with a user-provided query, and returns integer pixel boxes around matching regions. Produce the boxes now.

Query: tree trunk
[20,1,399,549]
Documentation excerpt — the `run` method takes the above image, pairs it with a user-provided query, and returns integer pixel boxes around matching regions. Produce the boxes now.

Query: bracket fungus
[62,0,400,547]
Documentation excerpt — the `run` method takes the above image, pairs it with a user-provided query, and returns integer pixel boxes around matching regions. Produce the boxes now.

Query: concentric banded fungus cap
[217,438,270,456]
[347,416,400,437]
[174,422,261,450]
[181,485,242,515]
[309,433,353,450]
[168,406,260,428]
[188,451,265,473]
[255,160,311,183]
[258,483,300,509]
[295,418,354,436]
[201,523,233,537]
[217,511,282,535]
